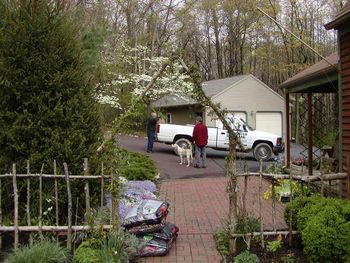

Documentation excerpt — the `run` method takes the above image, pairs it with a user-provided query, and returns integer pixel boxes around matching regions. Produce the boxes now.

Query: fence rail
[0,157,349,251]
[235,157,349,247]
[0,159,114,250]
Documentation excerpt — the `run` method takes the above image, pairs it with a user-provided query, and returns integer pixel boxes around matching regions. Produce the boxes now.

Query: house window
[166,113,172,123]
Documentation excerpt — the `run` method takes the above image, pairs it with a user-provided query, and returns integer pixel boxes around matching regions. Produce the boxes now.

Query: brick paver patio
[120,136,286,263]
[140,177,286,263]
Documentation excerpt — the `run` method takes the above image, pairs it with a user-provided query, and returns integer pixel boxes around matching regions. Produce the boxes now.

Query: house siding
[341,30,350,197]
[158,106,203,125]
[208,76,285,138]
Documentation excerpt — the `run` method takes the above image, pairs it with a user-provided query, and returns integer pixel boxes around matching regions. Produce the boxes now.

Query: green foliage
[235,214,261,235]
[264,179,309,202]
[119,151,158,180]
[233,250,259,263]
[100,142,158,181]
[72,242,99,263]
[266,238,282,253]
[213,215,261,259]
[213,225,230,259]
[286,196,350,263]
[72,229,142,263]
[284,196,313,229]
[265,163,285,174]
[0,0,103,174]
[280,255,296,263]
[3,239,71,263]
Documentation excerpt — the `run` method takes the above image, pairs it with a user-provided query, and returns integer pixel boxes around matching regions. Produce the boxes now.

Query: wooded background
[79,0,341,90]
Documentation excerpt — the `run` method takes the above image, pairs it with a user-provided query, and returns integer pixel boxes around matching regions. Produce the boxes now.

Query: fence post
[64,163,72,251]
[0,170,2,250]
[54,160,59,227]
[271,178,276,232]
[347,156,350,199]
[243,175,247,215]
[84,158,91,223]
[13,163,19,250]
[259,160,264,248]
[101,162,104,208]
[320,157,324,197]
[26,160,33,245]
[39,164,44,239]
[288,169,293,246]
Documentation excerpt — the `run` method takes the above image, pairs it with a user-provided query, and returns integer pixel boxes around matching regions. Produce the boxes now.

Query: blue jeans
[194,145,206,167]
[147,130,155,152]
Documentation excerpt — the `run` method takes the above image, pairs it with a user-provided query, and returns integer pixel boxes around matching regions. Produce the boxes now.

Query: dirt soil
[248,236,308,263]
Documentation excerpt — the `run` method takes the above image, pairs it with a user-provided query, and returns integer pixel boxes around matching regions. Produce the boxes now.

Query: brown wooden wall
[341,30,350,197]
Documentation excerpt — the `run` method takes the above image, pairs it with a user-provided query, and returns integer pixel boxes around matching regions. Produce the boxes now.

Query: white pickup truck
[156,115,283,161]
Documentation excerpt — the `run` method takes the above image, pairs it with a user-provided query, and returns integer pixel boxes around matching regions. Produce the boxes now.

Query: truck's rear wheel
[174,138,192,155]
[253,143,272,161]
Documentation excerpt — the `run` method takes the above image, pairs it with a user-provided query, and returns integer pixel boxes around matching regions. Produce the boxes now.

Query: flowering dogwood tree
[94,43,194,111]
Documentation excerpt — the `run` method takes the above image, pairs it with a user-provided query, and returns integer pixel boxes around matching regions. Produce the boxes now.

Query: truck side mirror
[243,125,247,132]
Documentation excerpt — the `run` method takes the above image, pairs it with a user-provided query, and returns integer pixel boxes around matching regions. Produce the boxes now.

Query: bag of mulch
[122,187,157,201]
[138,235,177,257]
[128,222,179,239]
[146,222,179,241]
[128,223,165,235]
[122,200,169,228]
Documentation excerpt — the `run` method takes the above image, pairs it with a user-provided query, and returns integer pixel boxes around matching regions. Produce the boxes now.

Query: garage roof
[153,75,249,108]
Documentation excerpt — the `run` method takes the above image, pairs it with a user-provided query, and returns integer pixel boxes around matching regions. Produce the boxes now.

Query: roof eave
[280,67,336,89]
[281,72,338,93]
[325,12,350,30]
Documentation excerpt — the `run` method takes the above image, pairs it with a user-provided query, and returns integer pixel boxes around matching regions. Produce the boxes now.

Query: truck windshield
[225,117,253,131]
[239,118,254,131]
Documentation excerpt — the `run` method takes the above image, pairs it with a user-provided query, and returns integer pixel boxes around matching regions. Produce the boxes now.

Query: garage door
[256,112,282,137]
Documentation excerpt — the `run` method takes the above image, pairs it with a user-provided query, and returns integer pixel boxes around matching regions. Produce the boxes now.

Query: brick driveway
[120,136,286,263]
[139,177,286,263]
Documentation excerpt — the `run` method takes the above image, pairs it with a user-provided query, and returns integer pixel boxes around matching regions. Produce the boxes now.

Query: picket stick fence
[0,157,349,251]
[0,159,114,250]
[235,156,349,247]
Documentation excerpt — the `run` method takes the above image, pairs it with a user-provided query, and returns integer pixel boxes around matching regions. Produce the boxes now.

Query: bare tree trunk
[210,6,223,78]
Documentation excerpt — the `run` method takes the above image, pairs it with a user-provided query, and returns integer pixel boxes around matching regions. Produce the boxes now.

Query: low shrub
[233,250,259,263]
[283,196,313,229]
[99,143,158,181]
[3,239,70,263]
[285,196,350,263]
[72,242,99,263]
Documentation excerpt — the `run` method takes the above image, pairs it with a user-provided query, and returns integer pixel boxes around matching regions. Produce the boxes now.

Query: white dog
[171,144,193,167]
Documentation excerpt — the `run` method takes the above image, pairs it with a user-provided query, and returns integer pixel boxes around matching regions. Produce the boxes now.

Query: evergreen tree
[0,0,102,174]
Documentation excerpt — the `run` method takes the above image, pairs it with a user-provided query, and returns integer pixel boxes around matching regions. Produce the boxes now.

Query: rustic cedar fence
[0,157,349,251]
[0,159,115,250]
[235,156,349,248]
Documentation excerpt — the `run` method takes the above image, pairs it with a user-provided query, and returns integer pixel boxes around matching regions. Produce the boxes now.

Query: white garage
[153,74,286,140]
[256,112,283,137]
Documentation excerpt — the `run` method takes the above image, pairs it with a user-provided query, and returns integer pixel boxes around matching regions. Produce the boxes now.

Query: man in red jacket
[192,116,208,168]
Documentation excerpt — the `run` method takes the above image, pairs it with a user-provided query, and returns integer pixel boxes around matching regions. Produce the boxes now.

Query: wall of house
[159,106,203,125]
[205,76,286,138]
[340,29,350,197]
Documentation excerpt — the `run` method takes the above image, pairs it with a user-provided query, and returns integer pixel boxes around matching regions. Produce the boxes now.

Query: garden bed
[248,235,307,263]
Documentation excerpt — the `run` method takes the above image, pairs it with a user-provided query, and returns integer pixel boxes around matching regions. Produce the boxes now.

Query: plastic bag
[147,222,179,241]
[122,200,169,228]
[138,235,177,257]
